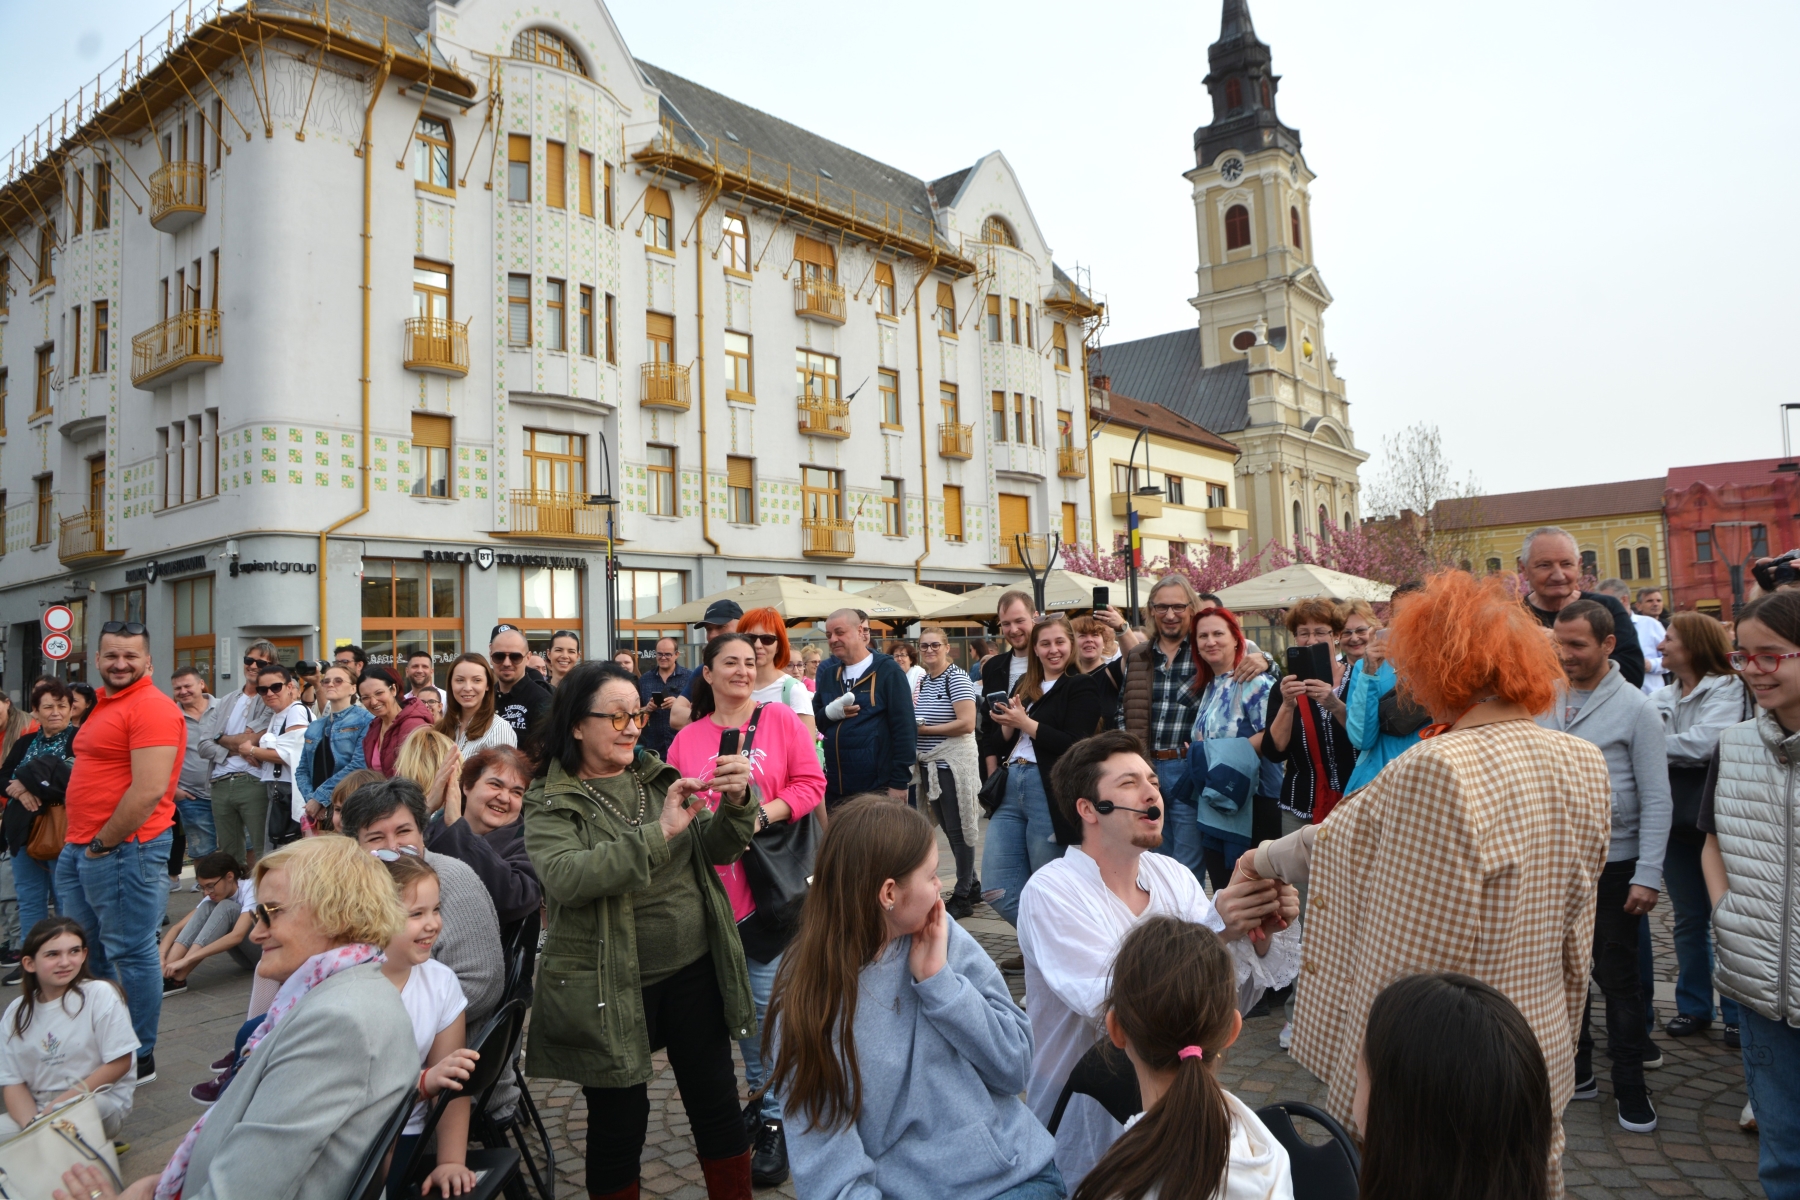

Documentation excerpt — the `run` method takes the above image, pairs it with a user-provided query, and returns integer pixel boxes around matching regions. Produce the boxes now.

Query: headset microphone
[1091,800,1163,821]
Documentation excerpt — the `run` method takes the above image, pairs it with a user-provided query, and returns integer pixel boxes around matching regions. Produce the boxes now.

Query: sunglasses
[101,621,147,636]
[491,651,526,664]
[588,708,652,730]
[245,655,271,668]
[744,633,781,646]
[250,901,288,927]
[256,681,290,695]
[369,846,421,863]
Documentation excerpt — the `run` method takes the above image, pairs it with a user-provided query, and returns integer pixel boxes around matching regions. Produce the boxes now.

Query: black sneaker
[1724,1023,1741,1050]
[750,1118,789,1188]
[0,948,20,966]
[945,892,975,920]
[1642,1043,1664,1069]
[162,976,188,998]
[136,1053,157,1085]
[1,968,18,988]
[1617,1087,1657,1133]
[1664,1014,1711,1038]
[1572,1070,1598,1100]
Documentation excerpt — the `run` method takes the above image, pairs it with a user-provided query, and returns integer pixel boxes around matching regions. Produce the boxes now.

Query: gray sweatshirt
[1536,661,1672,891]
[779,921,1056,1200]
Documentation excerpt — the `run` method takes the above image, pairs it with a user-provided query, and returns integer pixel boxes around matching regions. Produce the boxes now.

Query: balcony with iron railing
[794,277,846,323]
[497,490,611,541]
[938,423,973,460]
[403,317,469,376]
[1057,447,1087,478]
[640,362,691,410]
[991,533,1052,570]
[801,516,855,559]
[149,160,206,233]
[58,510,122,565]
[797,397,851,438]
[131,309,222,389]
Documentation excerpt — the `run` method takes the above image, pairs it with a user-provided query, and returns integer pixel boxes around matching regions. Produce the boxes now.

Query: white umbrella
[1210,564,1394,610]
[859,581,966,618]
[645,575,919,625]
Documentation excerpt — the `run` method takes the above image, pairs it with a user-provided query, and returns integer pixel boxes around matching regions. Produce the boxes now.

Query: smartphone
[1092,585,1110,609]
[984,691,1012,711]
[650,687,665,706]
[1285,643,1334,683]
[718,728,741,758]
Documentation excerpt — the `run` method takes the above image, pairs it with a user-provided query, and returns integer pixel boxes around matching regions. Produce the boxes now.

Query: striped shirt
[915,665,977,762]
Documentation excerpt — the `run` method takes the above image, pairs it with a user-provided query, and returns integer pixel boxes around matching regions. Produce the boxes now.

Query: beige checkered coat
[1290,718,1611,1193]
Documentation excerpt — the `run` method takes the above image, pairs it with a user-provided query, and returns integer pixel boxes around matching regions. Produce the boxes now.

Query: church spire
[1194,0,1302,169]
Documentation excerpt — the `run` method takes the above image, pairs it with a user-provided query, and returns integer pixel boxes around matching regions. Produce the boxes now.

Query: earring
[884,902,894,911]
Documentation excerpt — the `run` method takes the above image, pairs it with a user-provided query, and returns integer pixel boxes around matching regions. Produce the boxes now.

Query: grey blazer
[181,962,416,1200]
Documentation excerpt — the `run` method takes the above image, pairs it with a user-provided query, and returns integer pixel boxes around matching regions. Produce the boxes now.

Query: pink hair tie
[1177,1046,1204,1061]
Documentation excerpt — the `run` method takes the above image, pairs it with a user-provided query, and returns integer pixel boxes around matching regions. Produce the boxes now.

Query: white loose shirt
[1633,613,1668,694]
[1017,847,1301,1188]
[0,982,139,1119]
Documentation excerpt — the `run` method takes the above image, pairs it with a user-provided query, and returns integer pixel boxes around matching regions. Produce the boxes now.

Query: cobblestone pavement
[124,832,1766,1199]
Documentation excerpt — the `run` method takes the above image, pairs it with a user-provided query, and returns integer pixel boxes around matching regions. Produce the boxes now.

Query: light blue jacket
[293,704,374,805]
[1344,661,1421,794]
[780,921,1055,1200]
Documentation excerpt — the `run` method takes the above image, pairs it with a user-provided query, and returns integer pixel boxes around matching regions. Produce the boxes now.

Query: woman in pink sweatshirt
[666,631,826,1187]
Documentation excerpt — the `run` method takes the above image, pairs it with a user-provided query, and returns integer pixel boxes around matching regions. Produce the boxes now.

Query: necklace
[578,772,649,827]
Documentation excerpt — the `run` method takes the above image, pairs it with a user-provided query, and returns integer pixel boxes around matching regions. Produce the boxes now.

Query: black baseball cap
[490,623,523,641]
[696,600,743,628]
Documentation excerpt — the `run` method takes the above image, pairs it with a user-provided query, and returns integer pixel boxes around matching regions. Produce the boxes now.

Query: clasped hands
[1218,857,1299,950]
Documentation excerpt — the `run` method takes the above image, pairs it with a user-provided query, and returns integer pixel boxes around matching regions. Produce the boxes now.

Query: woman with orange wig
[1238,571,1612,1195]
[737,607,818,738]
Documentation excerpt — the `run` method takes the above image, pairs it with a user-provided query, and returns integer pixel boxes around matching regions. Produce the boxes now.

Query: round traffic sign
[42,633,72,661]
[42,605,74,634]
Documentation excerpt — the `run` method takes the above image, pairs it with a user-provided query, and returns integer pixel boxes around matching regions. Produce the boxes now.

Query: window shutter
[411,413,452,449]
[578,151,594,216]
[645,312,674,342]
[875,263,894,287]
[937,282,955,310]
[793,235,835,268]
[508,134,530,164]
[727,456,754,490]
[545,142,565,208]
[1053,324,1068,351]
[645,188,673,218]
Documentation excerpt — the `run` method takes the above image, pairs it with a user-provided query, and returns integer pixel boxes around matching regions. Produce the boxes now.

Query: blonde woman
[395,729,459,815]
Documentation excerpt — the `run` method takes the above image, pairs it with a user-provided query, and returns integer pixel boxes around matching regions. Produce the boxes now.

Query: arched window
[1290,206,1302,250]
[1260,79,1271,108]
[721,214,749,273]
[1292,500,1303,538]
[1224,205,1251,250]
[1225,78,1243,109]
[511,28,589,76]
[981,216,1017,247]
[1319,505,1331,543]
[413,116,452,190]
[1343,510,1352,531]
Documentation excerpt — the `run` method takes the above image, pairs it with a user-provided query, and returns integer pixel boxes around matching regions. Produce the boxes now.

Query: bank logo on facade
[475,547,495,571]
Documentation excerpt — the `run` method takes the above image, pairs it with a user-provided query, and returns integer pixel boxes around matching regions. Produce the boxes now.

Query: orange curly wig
[1386,571,1563,718]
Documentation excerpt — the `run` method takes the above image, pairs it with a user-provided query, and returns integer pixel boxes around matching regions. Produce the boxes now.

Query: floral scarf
[156,943,386,1200]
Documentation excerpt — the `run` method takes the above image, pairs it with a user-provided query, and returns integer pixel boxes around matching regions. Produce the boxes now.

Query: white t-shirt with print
[0,982,139,1113]
[400,958,468,1133]
[751,675,811,721]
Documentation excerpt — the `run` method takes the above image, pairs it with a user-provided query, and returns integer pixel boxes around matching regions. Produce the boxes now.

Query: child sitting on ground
[1073,915,1293,1200]
[159,851,258,996]
[0,917,137,1141]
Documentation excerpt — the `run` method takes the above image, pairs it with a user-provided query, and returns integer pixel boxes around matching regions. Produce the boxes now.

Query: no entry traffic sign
[42,632,72,661]
[42,605,74,634]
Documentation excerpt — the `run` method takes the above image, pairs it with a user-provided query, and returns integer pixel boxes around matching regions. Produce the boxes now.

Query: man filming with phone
[639,636,693,759]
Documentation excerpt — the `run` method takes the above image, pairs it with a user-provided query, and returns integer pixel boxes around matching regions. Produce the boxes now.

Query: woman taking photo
[359,666,432,778]
[668,634,826,1187]
[738,608,817,735]
[1260,598,1356,833]
[769,798,1060,1200]
[912,625,981,918]
[1070,614,1124,730]
[983,616,1104,928]
[1185,606,1282,891]
[1652,613,1746,1043]
[59,835,418,1200]
[295,664,372,829]
[523,662,761,1200]
[435,653,517,757]
[0,680,76,937]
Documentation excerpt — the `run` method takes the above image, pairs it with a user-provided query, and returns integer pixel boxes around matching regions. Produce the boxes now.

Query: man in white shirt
[403,650,448,709]
[1018,729,1301,1186]
[1598,578,1668,694]
[197,639,279,867]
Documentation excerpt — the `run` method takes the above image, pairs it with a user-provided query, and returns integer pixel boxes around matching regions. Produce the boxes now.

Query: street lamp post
[1123,425,1164,627]
[590,433,622,657]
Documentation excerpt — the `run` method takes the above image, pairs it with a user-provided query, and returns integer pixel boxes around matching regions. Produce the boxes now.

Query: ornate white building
[0,0,1100,687]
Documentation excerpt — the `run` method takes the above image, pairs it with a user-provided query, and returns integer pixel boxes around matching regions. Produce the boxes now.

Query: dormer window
[1224,204,1251,250]
[981,216,1017,247]
[1226,78,1242,109]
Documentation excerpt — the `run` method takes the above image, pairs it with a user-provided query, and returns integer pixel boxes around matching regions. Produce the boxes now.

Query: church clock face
[1220,157,1243,183]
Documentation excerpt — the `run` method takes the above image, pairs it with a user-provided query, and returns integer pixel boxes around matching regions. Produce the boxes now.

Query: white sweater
[1115,1093,1295,1200]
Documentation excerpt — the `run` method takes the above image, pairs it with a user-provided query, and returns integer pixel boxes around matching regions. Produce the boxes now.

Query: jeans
[1576,860,1649,1094]
[10,852,55,937]
[988,1161,1066,1200]
[55,830,174,1058]
[1661,836,1740,1025]
[926,765,977,899]
[981,763,1064,928]
[1740,1007,1800,1200]
[1151,759,1204,879]
[740,952,782,1122]
[210,773,268,863]
[174,797,216,861]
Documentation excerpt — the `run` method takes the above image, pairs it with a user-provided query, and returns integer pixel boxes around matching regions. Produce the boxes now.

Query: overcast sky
[6,0,1796,498]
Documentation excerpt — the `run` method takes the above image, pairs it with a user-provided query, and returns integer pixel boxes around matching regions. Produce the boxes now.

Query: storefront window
[617,568,686,655]
[497,564,582,651]
[361,558,463,683]
[171,578,214,690]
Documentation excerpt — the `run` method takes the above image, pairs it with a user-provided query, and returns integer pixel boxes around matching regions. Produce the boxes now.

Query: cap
[697,599,744,627]
[490,623,522,641]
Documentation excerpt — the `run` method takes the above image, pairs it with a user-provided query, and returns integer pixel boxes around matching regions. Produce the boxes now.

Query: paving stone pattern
[127,831,1765,1199]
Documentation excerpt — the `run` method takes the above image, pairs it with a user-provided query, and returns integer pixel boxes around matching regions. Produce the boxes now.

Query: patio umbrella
[859,581,966,618]
[1210,564,1394,609]
[926,570,1117,619]
[644,575,920,625]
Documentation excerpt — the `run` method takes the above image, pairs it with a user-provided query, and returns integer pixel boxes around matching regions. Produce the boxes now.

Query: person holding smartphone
[1261,599,1357,835]
[638,636,693,759]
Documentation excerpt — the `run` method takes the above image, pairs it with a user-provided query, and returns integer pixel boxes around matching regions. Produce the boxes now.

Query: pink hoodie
[665,701,826,921]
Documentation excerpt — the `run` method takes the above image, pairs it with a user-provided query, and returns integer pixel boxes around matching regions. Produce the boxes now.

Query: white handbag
[0,1089,122,1199]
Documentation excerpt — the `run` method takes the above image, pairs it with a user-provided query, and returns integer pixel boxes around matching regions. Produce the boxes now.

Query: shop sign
[422,549,587,571]
[230,560,318,578]
[126,554,209,584]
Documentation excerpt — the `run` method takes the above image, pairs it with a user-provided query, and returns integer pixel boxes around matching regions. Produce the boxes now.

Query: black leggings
[583,954,749,1191]
[928,765,977,897]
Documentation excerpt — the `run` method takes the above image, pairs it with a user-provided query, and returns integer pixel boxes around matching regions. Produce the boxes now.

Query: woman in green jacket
[523,661,760,1200]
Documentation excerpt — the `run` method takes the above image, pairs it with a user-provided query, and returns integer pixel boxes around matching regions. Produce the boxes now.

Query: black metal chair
[346,1088,421,1200]
[394,1002,526,1200]
[466,999,556,1200]
[1046,1039,1142,1135]
[1255,1101,1360,1200]
[501,911,540,1004]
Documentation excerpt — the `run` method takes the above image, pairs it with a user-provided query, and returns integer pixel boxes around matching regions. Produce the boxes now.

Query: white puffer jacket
[1711,711,1800,1026]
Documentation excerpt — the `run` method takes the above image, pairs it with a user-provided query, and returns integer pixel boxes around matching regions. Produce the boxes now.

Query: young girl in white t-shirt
[1073,915,1293,1200]
[380,853,479,1198]
[0,917,138,1140]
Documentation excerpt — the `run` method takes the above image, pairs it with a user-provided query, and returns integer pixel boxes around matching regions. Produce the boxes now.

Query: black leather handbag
[978,763,1009,818]
[737,706,819,934]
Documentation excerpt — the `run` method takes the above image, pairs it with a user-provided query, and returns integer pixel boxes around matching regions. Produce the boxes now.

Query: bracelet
[755,803,769,831]
[417,1068,431,1100]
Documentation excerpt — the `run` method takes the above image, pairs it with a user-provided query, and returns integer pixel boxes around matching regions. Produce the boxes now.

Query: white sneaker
[1279,1021,1293,1050]
[1741,1101,1757,1133]
[167,877,180,892]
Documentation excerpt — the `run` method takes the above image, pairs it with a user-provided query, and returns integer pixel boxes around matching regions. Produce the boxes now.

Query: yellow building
[1432,478,1669,588]
[1087,383,1246,564]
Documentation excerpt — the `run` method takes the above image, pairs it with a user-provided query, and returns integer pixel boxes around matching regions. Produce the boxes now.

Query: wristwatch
[87,837,118,857]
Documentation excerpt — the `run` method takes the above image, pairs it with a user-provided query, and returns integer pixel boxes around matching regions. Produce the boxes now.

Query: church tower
[1184,0,1366,554]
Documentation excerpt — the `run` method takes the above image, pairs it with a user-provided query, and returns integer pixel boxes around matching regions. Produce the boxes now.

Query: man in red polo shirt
[58,621,185,1085]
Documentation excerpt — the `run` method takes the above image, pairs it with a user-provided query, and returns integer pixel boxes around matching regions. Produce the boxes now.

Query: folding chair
[393,1002,526,1200]
[1255,1101,1360,1200]
[1046,1039,1141,1135]
[466,999,556,1200]
[345,1088,419,1200]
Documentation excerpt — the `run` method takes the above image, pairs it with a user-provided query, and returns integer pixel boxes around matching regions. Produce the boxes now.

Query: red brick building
[1663,458,1800,617]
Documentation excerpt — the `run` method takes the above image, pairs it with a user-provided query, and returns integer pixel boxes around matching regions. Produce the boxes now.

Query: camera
[1753,549,1800,593]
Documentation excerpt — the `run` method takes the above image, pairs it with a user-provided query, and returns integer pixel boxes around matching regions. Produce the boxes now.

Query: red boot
[589,1184,639,1200]
[699,1149,752,1200]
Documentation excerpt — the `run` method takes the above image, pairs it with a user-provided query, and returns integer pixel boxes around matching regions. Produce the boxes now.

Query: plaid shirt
[1148,639,1200,751]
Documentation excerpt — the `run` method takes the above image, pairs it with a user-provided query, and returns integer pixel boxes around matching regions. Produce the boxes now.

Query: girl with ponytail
[1073,916,1293,1200]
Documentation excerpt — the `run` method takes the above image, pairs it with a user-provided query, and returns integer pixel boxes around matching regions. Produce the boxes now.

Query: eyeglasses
[491,651,526,664]
[1150,603,1190,616]
[1729,650,1800,674]
[919,642,947,651]
[250,901,288,927]
[745,633,781,646]
[654,651,678,659]
[369,846,420,863]
[587,708,652,730]
[256,682,289,695]
[101,621,147,636]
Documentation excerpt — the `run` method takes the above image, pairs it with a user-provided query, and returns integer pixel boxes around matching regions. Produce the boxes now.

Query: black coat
[976,652,1024,766]
[999,671,1105,846]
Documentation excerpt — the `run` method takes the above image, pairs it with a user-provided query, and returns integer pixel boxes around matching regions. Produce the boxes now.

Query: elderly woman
[359,667,433,778]
[1238,571,1612,1194]
[59,835,417,1200]
[524,661,761,1199]
[1260,597,1357,832]
[1,679,76,937]
[294,664,372,829]
[428,745,542,938]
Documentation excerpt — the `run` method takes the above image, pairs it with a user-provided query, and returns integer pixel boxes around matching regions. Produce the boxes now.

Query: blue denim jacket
[294,705,375,804]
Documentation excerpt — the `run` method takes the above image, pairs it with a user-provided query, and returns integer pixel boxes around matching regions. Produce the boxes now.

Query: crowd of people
[0,521,1794,1200]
